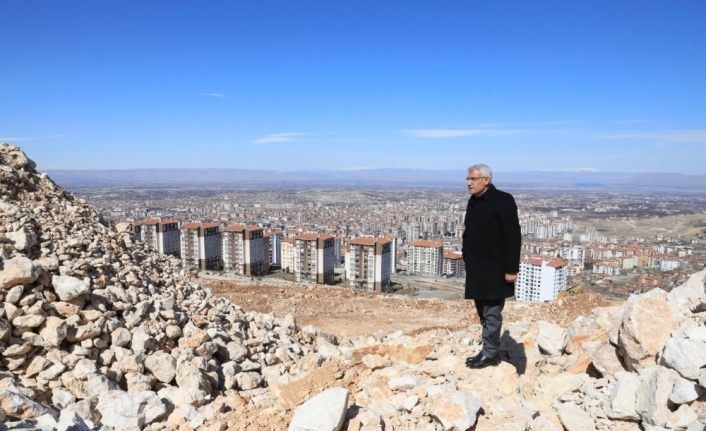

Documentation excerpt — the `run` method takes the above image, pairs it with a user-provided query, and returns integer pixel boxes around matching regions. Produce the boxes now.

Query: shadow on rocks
[499,330,527,375]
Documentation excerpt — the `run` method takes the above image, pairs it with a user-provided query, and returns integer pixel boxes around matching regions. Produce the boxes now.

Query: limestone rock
[590,343,625,377]
[557,403,595,431]
[39,316,67,347]
[5,229,35,251]
[236,371,263,390]
[145,351,177,384]
[429,390,482,431]
[175,362,212,405]
[96,390,145,429]
[618,289,678,371]
[636,366,680,427]
[111,327,132,347]
[51,275,89,301]
[0,388,57,420]
[289,387,349,431]
[607,371,641,420]
[667,269,706,315]
[661,337,706,380]
[670,377,704,404]
[388,376,419,392]
[0,256,39,289]
[167,404,206,429]
[56,409,92,431]
[537,320,568,356]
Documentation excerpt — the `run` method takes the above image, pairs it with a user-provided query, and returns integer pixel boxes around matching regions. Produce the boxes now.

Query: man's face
[466,170,490,196]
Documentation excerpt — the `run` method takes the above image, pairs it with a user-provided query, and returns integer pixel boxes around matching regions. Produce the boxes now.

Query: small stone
[145,351,177,384]
[56,409,92,431]
[111,327,132,347]
[236,371,263,390]
[670,377,704,404]
[537,320,568,356]
[5,285,24,304]
[96,390,145,429]
[557,403,595,431]
[52,275,89,301]
[40,316,67,347]
[12,313,45,329]
[52,388,76,409]
[0,256,39,289]
[388,375,419,391]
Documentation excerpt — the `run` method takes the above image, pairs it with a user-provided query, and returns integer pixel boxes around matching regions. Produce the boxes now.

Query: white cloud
[0,134,66,142]
[538,167,601,172]
[199,93,225,98]
[401,128,522,138]
[595,129,706,144]
[252,132,307,144]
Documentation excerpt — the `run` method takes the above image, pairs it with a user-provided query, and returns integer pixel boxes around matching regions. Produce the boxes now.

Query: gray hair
[468,163,493,181]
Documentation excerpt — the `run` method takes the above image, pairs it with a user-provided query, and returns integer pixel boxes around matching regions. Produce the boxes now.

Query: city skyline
[2,1,706,173]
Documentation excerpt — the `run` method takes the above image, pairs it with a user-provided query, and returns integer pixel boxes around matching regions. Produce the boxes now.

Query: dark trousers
[474,298,505,357]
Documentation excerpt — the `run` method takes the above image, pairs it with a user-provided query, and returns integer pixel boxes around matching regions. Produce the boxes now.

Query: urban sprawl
[77,187,706,302]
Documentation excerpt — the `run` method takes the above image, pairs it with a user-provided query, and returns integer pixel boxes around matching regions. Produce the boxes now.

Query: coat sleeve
[500,195,521,274]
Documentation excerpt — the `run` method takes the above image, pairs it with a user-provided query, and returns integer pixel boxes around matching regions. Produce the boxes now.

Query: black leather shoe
[466,353,500,369]
[465,352,483,365]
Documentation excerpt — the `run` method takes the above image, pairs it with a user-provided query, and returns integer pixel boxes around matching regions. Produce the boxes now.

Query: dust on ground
[201,275,616,340]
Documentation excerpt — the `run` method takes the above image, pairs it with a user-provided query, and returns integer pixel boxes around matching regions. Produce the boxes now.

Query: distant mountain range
[47,168,706,192]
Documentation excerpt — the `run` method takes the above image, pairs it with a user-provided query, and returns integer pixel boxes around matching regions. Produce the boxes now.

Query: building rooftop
[410,240,443,248]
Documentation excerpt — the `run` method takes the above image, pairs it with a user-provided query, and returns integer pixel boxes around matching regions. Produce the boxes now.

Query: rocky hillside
[1,142,706,431]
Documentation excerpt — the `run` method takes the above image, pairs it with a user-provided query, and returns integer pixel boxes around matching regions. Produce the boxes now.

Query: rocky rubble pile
[278,268,705,431]
[0,143,321,429]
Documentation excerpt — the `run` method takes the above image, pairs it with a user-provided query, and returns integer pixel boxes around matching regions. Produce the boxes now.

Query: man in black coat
[462,163,521,368]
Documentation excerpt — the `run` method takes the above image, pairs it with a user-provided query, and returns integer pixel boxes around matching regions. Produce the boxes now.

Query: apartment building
[382,236,398,273]
[264,230,284,267]
[442,250,465,277]
[516,256,568,302]
[180,222,222,270]
[222,224,269,276]
[345,236,392,292]
[408,240,443,276]
[139,218,181,257]
[293,233,335,285]
[281,238,295,273]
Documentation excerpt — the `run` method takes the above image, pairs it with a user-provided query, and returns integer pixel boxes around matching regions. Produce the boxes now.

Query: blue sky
[1,1,705,173]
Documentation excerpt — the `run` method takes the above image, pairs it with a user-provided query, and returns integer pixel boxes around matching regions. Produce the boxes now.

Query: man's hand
[505,273,517,283]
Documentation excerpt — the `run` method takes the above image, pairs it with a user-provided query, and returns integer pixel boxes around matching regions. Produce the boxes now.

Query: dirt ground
[201,276,616,340]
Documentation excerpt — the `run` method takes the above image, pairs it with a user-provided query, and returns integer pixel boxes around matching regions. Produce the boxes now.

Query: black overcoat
[462,184,522,300]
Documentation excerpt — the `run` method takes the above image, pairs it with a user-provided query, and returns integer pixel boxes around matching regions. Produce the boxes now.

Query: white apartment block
[180,222,222,270]
[408,240,443,276]
[281,238,295,273]
[559,244,585,267]
[139,218,181,257]
[516,256,568,302]
[442,250,465,277]
[345,236,392,292]
[592,259,622,276]
[222,224,269,276]
[265,230,284,267]
[294,233,335,285]
[383,236,398,273]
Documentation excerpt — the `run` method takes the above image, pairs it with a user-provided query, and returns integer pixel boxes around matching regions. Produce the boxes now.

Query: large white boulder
[289,387,349,431]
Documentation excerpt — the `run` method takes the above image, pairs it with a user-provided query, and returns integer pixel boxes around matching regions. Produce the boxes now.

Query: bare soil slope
[202,276,614,340]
